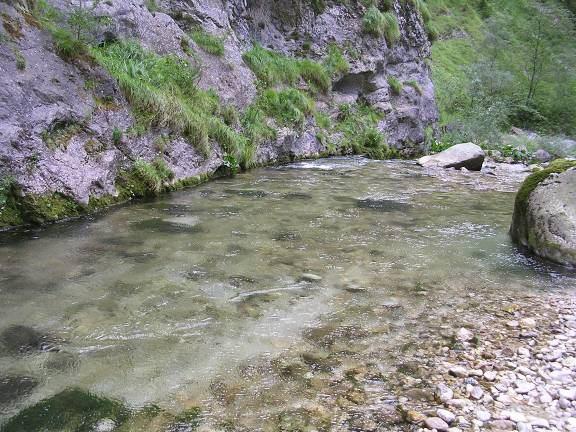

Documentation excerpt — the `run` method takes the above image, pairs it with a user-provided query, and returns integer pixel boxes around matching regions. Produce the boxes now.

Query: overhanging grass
[92,41,253,166]
[243,44,331,93]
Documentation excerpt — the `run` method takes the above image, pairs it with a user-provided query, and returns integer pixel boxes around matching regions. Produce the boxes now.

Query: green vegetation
[324,44,350,77]
[335,104,397,159]
[514,158,576,218]
[0,388,202,432]
[14,49,25,70]
[145,0,158,13]
[0,389,128,432]
[243,44,331,93]
[190,28,225,56]
[255,88,315,129]
[92,41,252,164]
[41,121,84,149]
[387,76,403,95]
[112,127,123,145]
[405,79,423,95]
[362,6,401,45]
[429,0,576,146]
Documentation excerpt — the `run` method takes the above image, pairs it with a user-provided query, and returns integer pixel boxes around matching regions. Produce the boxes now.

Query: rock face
[510,164,576,267]
[0,0,437,227]
[417,143,485,171]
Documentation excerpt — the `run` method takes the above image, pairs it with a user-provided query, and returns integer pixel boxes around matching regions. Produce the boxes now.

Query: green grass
[92,40,253,166]
[428,0,576,141]
[362,6,401,45]
[405,79,423,95]
[243,44,331,93]
[335,104,396,159]
[324,44,350,77]
[387,76,403,95]
[190,28,225,56]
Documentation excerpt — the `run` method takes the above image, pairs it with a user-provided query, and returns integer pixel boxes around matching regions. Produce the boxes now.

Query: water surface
[0,158,574,427]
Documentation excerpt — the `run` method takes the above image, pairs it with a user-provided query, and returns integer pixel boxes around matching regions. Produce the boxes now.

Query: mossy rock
[510,159,576,267]
[0,389,129,432]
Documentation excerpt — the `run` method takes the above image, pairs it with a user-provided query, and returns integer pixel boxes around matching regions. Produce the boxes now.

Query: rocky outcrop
[0,0,438,227]
[510,161,576,267]
[417,143,485,171]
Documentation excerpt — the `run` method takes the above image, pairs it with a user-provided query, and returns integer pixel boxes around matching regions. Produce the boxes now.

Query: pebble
[559,387,576,401]
[456,328,474,342]
[488,419,516,430]
[517,422,532,432]
[424,417,449,431]
[436,383,454,402]
[470,386,484,400]
[476,409,491,422]
[507,411,527,423]
[484,371,497,381]
[448,366,468,378]
[300,273,322,282]
[519,318,537,329]
[515,381,535,394]
[437,409,456,424]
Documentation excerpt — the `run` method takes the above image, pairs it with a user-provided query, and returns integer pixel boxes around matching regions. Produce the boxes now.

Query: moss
[41,121,84,150]
[19,192,83,225]
[387,76,403,95]
[514,159,576,218]
[0,388,129,432]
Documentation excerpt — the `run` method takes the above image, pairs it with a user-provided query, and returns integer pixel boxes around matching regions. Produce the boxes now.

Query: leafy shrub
[190,28,225,56]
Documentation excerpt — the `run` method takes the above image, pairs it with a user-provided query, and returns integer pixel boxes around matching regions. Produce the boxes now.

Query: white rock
[519,318,537,329]
[437,409,456,424]
[506,320,519,328]
[437,383,454,402]
[529,418,549,428]
[476,409,492,422]
[508,411,527,423]
[94,419,116,432]
[484,371,497,382]
[470,386,484,400]
[515,381,535,394]
[449,366,468,378]
[559,387,576,401]
[456,327,474,342]
[424,417,449,431]
[539,392,553,403]
[517,422,532,432]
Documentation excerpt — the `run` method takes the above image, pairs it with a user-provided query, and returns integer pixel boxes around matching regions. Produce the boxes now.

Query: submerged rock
[0,388,129,432]
[0,325,59,355]
[510,160,576,267]
[418,143,485,171]
[0,375,38,406]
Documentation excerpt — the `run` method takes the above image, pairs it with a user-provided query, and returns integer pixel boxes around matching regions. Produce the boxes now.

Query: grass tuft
[190,28,225,56]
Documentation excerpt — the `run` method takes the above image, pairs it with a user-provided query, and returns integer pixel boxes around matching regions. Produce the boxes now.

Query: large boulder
[418,143,485,171]
[510,160,576,267]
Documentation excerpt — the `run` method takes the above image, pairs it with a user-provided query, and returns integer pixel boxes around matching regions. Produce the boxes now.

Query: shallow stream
[0,158,574,429]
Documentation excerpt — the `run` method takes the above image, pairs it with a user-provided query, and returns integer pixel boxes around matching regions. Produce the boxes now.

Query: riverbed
[0,158,574,430]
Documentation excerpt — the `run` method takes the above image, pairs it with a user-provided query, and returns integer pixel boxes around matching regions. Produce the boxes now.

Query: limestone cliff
[0,0,438,226]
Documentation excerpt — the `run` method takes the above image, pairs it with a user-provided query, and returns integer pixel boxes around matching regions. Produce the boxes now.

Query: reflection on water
[0,158,574,427]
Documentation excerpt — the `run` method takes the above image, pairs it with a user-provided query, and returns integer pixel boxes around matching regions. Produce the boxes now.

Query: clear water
[0,158,574,427]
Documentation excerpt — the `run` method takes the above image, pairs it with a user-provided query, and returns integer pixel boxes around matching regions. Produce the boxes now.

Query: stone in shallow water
[300,273,323,283]
[0,325,59,355]
[0,388,129,431]
[131,218,204,234]
[0,375,38,405]
[224,189,268,198]
[356,198,411,212]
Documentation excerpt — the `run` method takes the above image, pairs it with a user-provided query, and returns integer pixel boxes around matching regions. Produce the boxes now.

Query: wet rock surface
[510,167,576,267]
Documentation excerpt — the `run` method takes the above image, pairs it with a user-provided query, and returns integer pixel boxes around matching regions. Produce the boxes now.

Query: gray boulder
[510,164,576,267]
[417,143,485,171]
[534,149,552,163]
